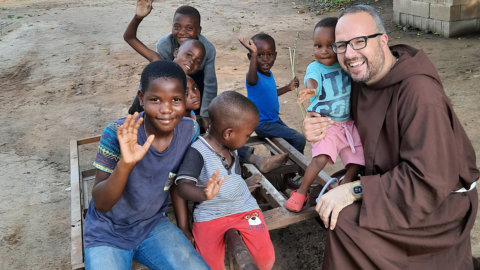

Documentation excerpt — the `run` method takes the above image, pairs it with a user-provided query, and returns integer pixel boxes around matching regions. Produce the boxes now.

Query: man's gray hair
[339,5,387,34]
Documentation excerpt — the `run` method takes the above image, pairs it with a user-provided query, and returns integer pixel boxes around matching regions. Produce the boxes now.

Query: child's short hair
[251,32,276,51]
[140,60,187,94]
[180,39,206,56]
[314,17,338,31]
[174,6,201,26]
[209,91,259,127]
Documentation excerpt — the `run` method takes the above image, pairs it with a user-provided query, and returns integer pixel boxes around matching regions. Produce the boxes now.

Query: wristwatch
[352,180,363,200]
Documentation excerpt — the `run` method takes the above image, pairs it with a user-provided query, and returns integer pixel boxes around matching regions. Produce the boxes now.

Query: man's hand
[238,37,257,54]
[117,112,154,166]
[204,169,225,200]
[136,0,153,18]
[297,88,316,104]
[303,112,333,142]
[315,182,356,230]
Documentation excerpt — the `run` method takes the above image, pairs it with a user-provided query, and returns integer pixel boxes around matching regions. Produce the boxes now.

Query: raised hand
[297,88,316,104]
[136,0,153,18]
[117,112,155,166]
[203,169,225,200]
[238,37,257,54]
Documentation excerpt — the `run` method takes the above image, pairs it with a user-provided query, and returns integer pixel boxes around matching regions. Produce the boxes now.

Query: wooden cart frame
[70,136,332,270]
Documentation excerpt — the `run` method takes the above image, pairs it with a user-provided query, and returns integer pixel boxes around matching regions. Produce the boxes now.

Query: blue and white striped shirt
[176,137,259,222]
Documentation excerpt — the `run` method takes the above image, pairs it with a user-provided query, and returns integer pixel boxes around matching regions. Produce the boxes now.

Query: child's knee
[254,245,275,270]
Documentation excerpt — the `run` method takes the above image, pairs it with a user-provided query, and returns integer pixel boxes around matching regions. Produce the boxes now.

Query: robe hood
[368,44,442,90]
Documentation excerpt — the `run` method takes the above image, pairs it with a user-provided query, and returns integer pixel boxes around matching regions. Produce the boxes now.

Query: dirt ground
[0,0,479,269]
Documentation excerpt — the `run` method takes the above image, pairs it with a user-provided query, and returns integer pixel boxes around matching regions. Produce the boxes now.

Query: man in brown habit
[303,5,479,269]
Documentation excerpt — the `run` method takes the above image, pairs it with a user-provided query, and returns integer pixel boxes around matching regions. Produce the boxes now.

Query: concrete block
[393,11,401,23]
[435,19,444,32]
[461,2,479,19]
[394,0,412,13]
[445,0,473,5]
[428,17,437,30]
[413,15,423,28]
[421,16,430,29]
[400,13,409,25]
[408,13,416,25]
[442,18,478,36]
[430,4,462,21]
[411,0,431,17]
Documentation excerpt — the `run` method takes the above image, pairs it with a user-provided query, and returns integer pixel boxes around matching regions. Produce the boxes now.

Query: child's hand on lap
[136,0,153,18]
[238,37,257,54]
[204,169,225,200]
[117,112,154,166]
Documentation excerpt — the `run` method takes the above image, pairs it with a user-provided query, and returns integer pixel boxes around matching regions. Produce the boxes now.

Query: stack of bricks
[393,0,480,37]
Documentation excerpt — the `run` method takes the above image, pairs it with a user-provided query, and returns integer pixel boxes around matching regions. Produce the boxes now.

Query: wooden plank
[225,229,258,270]
[270,137,331,184]
[77,135,100,146]
[263,206,318,231]
[70,140,84,269]
[243,164,286,208]
[244,136,266,147]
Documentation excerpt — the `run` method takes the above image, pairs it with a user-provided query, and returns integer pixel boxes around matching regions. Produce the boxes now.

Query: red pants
[192,210,275,270]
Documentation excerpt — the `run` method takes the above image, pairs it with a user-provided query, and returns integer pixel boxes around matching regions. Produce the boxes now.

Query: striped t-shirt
[176,137,259,222]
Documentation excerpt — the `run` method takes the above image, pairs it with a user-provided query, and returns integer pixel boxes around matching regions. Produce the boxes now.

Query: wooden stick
[288,32,306,119]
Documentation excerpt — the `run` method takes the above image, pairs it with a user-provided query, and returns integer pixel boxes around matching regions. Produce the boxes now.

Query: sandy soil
[0,0,479,269]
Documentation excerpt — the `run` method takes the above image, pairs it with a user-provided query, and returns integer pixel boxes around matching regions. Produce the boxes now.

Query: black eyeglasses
[331,33,383,54]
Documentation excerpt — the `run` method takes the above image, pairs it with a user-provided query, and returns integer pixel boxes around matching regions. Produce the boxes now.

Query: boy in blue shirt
[285,17,364,212]
[239,33,306,155]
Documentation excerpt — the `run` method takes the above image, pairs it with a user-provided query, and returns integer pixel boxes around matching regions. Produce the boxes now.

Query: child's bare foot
[245,174,262,192]
[251,153,288,173]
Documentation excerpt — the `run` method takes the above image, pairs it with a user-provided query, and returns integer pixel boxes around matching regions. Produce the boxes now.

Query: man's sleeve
[175,146,204,184]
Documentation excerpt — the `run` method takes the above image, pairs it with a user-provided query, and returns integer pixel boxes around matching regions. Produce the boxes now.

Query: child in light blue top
[285,18,365,212]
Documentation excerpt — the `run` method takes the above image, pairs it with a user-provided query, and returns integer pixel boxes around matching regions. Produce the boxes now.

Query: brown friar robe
[322,45,479,270]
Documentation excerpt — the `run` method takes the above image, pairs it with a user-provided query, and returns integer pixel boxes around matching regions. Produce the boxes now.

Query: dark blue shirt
[84,114,194,249]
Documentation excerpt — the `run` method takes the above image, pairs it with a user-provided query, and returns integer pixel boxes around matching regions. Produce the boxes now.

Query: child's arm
[170,184,194,245]
[92,113,154,212]
[177,169,225,202]
[123,0,162,62]
[305,78,318,90]
[238,38,259,86]
[277,76,299,96]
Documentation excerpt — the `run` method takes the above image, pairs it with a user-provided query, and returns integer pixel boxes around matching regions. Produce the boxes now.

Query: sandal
[285,190,308,212]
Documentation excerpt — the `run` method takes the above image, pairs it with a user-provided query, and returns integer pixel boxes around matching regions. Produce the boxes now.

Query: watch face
[353,185,362,195]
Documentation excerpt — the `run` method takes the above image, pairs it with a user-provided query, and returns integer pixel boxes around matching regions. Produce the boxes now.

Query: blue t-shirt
[246,71,279,124]
[84,113,194,250]
[304,61,351,122]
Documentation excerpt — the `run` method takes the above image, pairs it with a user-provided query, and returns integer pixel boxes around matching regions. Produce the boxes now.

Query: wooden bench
[70,136,332,270]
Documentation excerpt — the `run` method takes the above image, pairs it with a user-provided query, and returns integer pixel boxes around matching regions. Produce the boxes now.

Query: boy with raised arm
[239,33,306,154]
[124,0,216,130]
